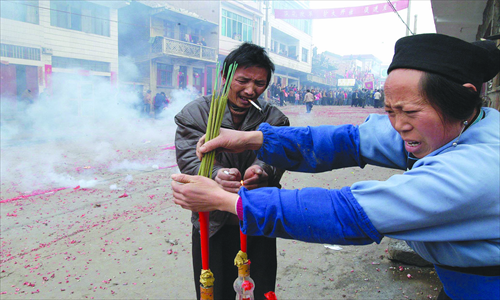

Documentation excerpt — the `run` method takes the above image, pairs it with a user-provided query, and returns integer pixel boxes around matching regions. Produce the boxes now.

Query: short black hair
[419,72,481,123]
[223,42,275,88]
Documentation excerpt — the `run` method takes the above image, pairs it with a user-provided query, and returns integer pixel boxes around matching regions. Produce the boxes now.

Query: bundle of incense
[197,61,238,300]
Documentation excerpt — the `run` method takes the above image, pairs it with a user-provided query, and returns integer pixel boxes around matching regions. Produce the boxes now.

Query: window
[221,9,253,42]
[271,40,278,53]
[157,63,173,87]
[302,48,308,63]
[163,20,175,39]
[1,44,40,61]
[0,0,39,24]
[52,56,110,72]
[279,43,287,55]
[50,1,110,36]
[179,25,189,42]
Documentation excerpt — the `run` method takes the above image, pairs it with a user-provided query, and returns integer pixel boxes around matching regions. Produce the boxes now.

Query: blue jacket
[238,108,500,298]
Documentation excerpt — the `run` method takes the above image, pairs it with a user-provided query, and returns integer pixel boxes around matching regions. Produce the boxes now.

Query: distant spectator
[373,89,382,108]
[304,89,314,113]
[143,90,152,117]
[154,92,167,118]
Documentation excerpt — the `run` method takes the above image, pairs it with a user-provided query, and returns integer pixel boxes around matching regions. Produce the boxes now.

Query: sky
[309,0,436,64]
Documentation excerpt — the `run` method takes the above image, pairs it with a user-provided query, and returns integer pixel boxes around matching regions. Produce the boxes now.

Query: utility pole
[406,0,412,36]
[264,0,270,101]
[265,0,270,51]
[414,14,418,35]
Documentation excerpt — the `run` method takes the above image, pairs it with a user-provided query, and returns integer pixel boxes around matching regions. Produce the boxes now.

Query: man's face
[225,66,268,113]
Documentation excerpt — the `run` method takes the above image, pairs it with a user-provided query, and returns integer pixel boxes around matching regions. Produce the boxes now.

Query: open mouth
[406,141,421,147]
[239,96,252,104]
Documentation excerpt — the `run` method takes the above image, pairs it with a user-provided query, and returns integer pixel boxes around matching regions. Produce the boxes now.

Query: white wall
[39,1,119,73]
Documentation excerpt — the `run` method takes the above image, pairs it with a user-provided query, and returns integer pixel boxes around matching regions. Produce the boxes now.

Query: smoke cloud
[0,58,199,193]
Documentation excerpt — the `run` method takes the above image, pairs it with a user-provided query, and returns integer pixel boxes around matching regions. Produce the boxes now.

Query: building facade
[118,0,219,99]
[266,1,313,90]
[1,0,126,116]
[432,0,500,109]
[217,0,314,96]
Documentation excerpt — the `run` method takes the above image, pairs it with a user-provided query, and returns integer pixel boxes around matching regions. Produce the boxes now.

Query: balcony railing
[152,37,217,62]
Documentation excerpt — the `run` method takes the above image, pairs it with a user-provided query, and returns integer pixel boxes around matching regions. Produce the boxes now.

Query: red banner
[274,0,408,19]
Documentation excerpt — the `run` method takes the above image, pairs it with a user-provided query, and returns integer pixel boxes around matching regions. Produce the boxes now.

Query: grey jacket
[304,92,314,103]
[174,95,290,236]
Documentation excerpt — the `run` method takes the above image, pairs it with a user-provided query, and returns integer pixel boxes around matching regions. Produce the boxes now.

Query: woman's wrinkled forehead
[384,69,428,106]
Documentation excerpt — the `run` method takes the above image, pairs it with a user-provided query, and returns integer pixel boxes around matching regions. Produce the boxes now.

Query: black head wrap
[388,33,500,92]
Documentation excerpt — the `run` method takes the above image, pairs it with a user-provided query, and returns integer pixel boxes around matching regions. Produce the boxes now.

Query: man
[304,89,314,113]
[373,89,382,108]
[174,42,290,300]
[359,88,367,108]
[143,90,152,117]
[154,91,167,118]
[279,88,285,106]
[351,89,360,107]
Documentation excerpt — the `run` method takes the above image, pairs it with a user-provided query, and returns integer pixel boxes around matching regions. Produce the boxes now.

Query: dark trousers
[306,102,313,113]
[192,225,277,300]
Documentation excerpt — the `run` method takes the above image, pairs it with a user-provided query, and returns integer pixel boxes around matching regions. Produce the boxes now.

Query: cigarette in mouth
[248,100,262,111]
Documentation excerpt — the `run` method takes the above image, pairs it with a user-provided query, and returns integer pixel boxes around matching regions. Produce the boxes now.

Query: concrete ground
[0,104,441,299]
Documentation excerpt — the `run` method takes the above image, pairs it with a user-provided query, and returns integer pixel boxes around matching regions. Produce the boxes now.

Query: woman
[171,34,500,299]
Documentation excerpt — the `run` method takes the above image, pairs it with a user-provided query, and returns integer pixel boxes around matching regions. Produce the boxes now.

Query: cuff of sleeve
[255,123,272,158]
[236,196,244,220]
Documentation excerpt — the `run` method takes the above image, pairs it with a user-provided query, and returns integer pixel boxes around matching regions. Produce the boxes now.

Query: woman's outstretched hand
[196,128,264,161]
[171,173,238,214]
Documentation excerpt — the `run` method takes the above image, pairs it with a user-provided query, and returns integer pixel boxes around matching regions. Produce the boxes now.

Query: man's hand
[171,174,237,214]
[196,128,264,160]
[215,168,242,193]
[242,165,269,190]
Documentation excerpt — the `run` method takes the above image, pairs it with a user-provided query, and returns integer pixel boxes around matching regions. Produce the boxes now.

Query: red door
[0,64,18,113]
[0,64,17,99]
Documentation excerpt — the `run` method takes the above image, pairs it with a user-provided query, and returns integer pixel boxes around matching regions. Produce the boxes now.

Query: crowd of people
[268,83,384,108]
[140,90,170,118]
[139,82,384,121]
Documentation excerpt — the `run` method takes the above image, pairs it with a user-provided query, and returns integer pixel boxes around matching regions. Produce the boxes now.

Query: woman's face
[384,69,463,158]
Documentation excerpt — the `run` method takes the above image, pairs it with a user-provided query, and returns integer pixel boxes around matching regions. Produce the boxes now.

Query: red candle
[199,211,210,270]
[240,229,247,253]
